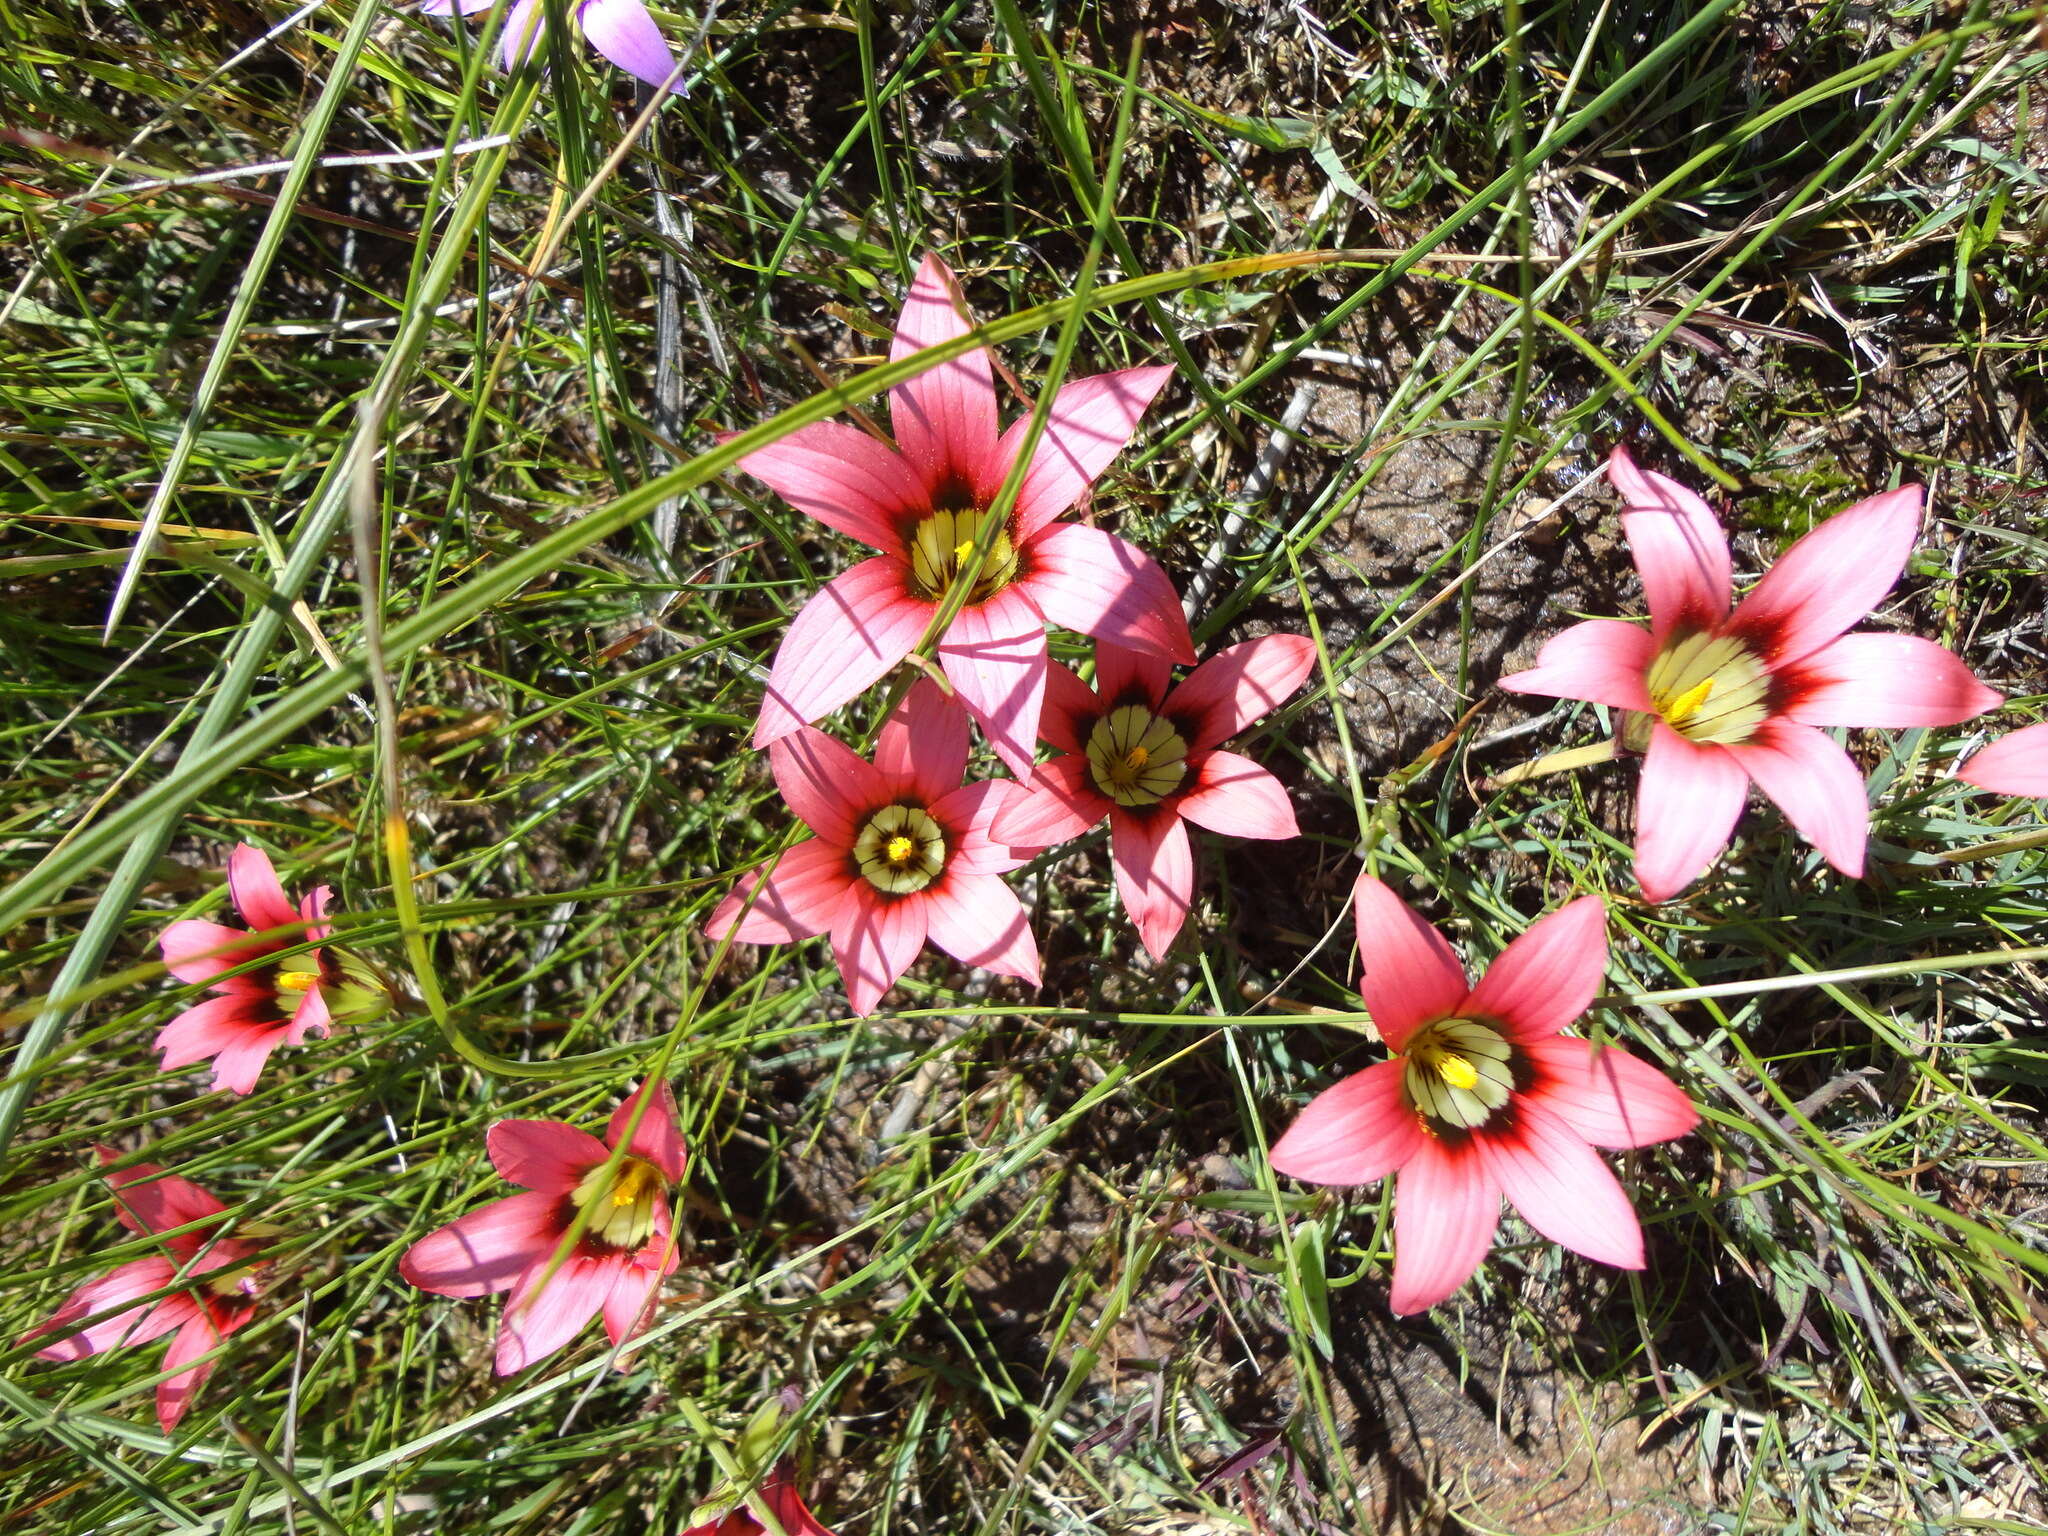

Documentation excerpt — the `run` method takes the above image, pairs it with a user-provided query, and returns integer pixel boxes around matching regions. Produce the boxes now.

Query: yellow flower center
[1645,631,1772,745]
[570,1155,665,1251]
[1402,1018,1516,1132]
[1084,706,1189,807]
[908,508,1017,602]
[276,969,321,994]
[853,804,947,894]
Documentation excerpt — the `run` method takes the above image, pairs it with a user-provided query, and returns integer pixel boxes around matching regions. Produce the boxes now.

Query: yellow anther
[1436,1054,1478,1090]
[954,538,975,563]
[276,969,321,993]
[1123,746,1150,770]
[885,835,915,863]
[1663,676,1716,725]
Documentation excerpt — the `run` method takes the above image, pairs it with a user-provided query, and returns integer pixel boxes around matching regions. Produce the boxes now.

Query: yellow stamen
[1436,1055,1478,1090]
[1662,676,1715,725]
[885,834,915,864]
[276,969,321,993]
[954,538,975,563]
[1124,746,1150,770]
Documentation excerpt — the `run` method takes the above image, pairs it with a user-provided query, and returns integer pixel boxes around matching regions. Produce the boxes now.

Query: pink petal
[1724,718,1870,879]
[769,1477,837,1536]
[26,1257,185,1359]
[578,0,682,90]
[207,1029,287,1096]
[298,884,332,946]
[1781,632,2001,728]
[285,982,330,1046]
[400,1189,563,1299]
[990,755,1106,847]
[1173,750,1296,839]
[729,420,922,551]
[155,993,270,1073]
[829,889,930,1014]
[1093,639,1172,711]
[1496,620,1656,714]
[1166,634,1317,752]
[1038,660,1100,754]
[1479,1101,1644,1271]
[874,676,969,804]
[160,919,270,990]
[100,1153,228,1236]
[1463,896,1608,1042]
[157,1312,227,1431]
[1960,721,2048,798]
[1633,723,1749,902]
[228,843,299,933]
[754,557,931,747]
[1268,1059,1422,1186]
[888,254,1000,502]
[1522,1037,1698,1150]
[601,1253,667,1348]
[768,727,891,847]
[1109,808,1194,961]
[1728,485,1922,667]
[938,586,1048,779]
[998,366,1174,540]
[502,0,543,69]
[1608,447,1731,642]
[496,1253,619,1375]
[1019,524,1194,664]
[1350,875,1468,1053]
[1388,1138,1500,1314]
[924,873,1040,987]
[706,839,860,944]
[608,1079,688,1184]
[932,779,1035,875]
[489,1119,607,1192]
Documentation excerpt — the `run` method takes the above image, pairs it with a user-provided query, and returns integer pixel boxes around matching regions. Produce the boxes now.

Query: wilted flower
[399,1080,687,1374]
[731,252,1193,777]
[707,679,1039,1014]
[21,1149,269,1431]
[1500,448,2000,900]
[993,634,1316,957]
[1270,876,1696,1314]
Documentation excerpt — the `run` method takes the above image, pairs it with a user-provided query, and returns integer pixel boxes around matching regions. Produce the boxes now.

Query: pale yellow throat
[908,508,1017,602]
[1402,1018,1516,1132]
[572,1156,665,1250]
[1644,632,1771,745]
[854,804,947,895]
[1084,705,1189,808]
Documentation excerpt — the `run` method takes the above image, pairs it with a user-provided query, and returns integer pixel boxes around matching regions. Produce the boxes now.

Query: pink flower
[1269,877,1697,1315]
[681,1465,837,1536]
[732,252,1195,777]
[990,634,1316,958]
[399,1079,688,1375]
[1960,721,2048,798]
[1500,448,2001,900]
[22,1149,268,1431]
[706,679,1040,1014]
[157,844,337,1095]
[423,0,684,93]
